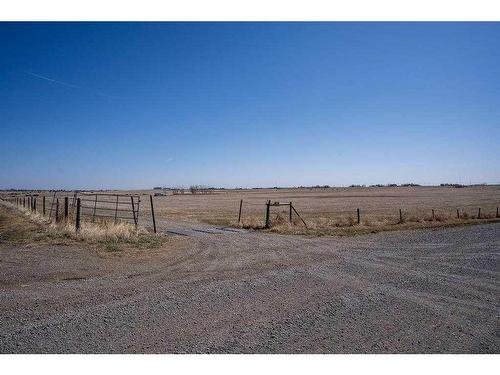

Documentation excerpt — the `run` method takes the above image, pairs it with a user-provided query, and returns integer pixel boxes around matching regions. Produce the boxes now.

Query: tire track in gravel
[1,220,499,353]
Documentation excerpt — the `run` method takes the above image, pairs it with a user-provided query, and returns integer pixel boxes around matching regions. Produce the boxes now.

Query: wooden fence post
[238,199,243,223]
[33,197,36,213]
[55,199,59,222]
[265,200,271,228]
[456,209,459,219]
[43,196,46,216]
[75,198,81,232]
[289,202,293,223]
[357,208,360,224]
[432,209,435,220]
[478,207,481,219]
[149,195,156,234]
[399,209,403,223]
[497,206,499,218]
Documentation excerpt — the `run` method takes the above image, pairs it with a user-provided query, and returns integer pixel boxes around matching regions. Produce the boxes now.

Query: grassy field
[138,185,500,235]
[4,185,500,236]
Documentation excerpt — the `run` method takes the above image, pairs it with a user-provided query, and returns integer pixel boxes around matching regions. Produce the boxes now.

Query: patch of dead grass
[205,209,500,237]
[0,202,169,252]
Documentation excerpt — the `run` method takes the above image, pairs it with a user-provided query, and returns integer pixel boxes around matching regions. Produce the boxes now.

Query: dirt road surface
[1,221,499,353]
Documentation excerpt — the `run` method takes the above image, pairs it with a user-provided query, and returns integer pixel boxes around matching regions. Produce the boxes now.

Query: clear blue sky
[1,22,499,189]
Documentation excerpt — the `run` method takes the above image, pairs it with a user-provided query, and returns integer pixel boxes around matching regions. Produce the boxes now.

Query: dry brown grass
[150,186,499,236]
[0,202,167,252]
[128,186,500,228]
[4,185,500,237]
[52,218,147,243]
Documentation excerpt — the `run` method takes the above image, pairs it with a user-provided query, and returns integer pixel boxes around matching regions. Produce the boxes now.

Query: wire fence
[235,198,500,229]
[0,192,146,230]
[2,191,500,232]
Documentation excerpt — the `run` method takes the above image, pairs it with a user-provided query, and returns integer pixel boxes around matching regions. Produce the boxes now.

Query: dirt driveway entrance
[1,218,499,353]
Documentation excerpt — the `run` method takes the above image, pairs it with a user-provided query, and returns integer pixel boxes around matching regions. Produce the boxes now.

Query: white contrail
[24,70,117,99]
[24,71,82,89]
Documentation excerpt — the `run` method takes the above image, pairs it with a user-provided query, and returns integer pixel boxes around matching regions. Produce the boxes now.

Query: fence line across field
[1,192,500,233]
[1,192,161,234]
[235,198,500,229]
[3,192,142,226]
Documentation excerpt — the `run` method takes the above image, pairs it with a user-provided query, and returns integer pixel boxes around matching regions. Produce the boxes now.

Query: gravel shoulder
[1,218,499,353]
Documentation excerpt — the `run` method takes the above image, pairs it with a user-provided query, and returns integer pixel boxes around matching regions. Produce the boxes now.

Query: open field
[4,186,500,236]
[133,186,500,235]
[0,203,498,353]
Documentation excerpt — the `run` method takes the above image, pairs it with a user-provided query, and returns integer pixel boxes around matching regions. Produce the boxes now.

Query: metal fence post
[55,199,59,222]
[399,209,403,223]
[114,195,119,223]
[478,207,481,219]
[357,208,360,224]
[64,197,69,220]
[149,195,156,234]
[33,197,37,213]
[75,198,81,232]
[43,196,46,216]
[92,194,98,222]
[131,196,138,227]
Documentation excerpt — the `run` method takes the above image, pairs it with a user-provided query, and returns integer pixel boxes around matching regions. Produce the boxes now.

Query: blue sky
[1,22,499,189]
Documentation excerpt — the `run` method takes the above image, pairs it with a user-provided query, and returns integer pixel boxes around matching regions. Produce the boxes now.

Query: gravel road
[1,222,499,353]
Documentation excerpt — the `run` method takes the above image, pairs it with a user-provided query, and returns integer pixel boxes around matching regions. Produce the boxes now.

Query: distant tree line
[149,182,496,192]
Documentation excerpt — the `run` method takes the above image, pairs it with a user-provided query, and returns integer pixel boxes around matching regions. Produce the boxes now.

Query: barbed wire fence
[1,191,500,233]
[235,199,500,229]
